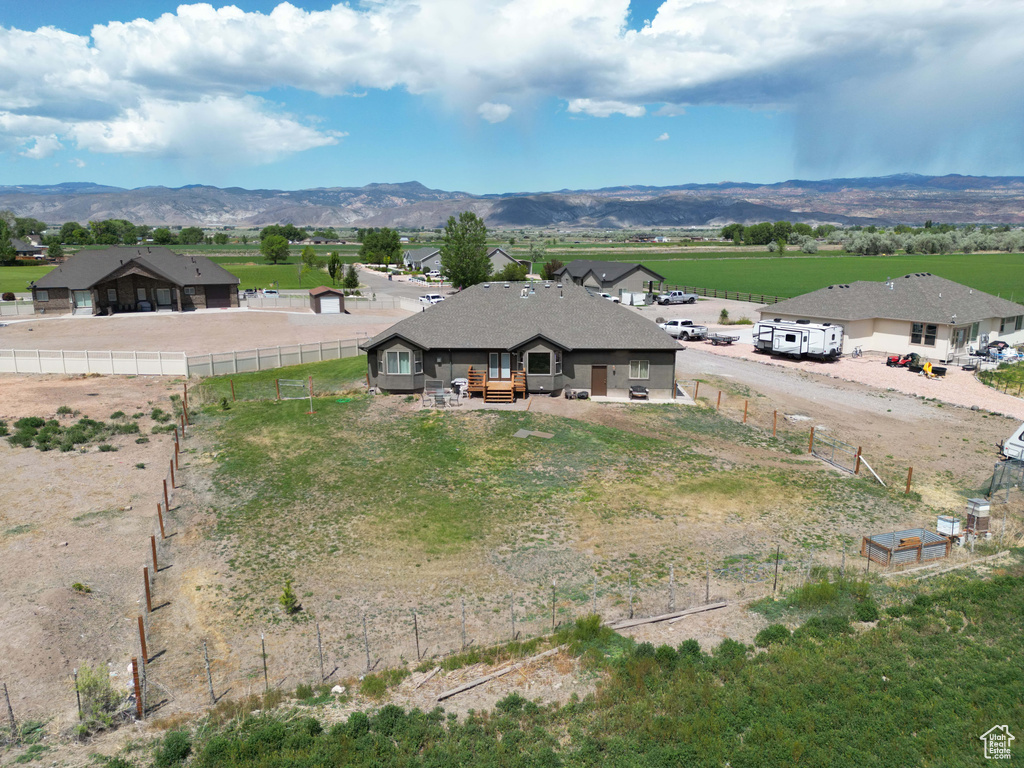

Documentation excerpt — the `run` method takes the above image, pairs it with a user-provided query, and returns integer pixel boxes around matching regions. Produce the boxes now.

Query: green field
[649,252,1024,299]
[0,265,57,294]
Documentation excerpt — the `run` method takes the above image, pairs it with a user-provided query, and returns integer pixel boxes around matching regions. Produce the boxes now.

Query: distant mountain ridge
[1,174,1022,228]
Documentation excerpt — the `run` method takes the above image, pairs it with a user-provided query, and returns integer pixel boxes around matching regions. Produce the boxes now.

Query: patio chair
[448,390,462,406]
[422,379,444,406]
[434,393,448,408]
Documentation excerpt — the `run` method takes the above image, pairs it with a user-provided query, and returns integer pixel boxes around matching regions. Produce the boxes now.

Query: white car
[419,294,444,304]
[263,289,280,298]
[598,292,620,303]
[425,270,442,279]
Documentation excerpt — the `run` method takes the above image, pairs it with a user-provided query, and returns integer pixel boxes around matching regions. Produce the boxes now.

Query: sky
[1,0,1023,194]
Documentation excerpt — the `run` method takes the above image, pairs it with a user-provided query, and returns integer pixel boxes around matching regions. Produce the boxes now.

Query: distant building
[553,260,665,296]
[402,246,521,275]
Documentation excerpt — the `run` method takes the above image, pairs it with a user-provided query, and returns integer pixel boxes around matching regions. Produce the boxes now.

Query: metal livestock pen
[861,529,952,567]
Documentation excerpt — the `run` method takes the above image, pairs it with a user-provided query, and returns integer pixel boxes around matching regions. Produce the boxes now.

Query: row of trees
[840,228,1024,255]
[720,221,836,246]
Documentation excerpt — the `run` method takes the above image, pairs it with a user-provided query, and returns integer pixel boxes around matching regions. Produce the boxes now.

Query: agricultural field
[0,265,54,294]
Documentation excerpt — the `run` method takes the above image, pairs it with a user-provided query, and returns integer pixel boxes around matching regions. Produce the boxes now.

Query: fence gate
[811,432,859,474]
[988,459,1024,503]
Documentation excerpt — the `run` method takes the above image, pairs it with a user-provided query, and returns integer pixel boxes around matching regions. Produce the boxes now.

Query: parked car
[598,292,620,303]
[420,294,445,304]
[243,288,257,297]
[658,319,708,340]
[263,289,280,298]
[656,290,699,305]
[425,270,442,279]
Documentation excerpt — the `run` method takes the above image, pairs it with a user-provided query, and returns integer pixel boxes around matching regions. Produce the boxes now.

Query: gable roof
[309,286,346,297]
[762,273,1024,325]
[33,247,239,290]
[554,259,665,283]
[362,279,680,352]
[11,238,41,254]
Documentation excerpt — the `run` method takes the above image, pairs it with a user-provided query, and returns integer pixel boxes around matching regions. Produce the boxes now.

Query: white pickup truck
[656,290,699,305]
[658,319,708,340]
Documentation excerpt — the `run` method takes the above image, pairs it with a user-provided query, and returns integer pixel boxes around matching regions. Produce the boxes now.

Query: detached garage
[309,286,346,314]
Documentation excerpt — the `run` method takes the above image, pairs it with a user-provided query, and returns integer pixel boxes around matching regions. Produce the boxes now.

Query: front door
[489,352,511,380]
[591,365,607,396]
[156,288,172,307]
[72,290,92,315]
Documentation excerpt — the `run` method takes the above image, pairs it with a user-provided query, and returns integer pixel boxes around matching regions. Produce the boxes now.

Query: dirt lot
[0,307,409,356]
[2,300,1023,766]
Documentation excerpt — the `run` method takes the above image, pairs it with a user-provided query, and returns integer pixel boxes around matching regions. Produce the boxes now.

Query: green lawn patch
[0,265,56,294]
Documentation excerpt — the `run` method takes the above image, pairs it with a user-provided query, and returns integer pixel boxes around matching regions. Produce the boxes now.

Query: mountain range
[2,174,1023,229]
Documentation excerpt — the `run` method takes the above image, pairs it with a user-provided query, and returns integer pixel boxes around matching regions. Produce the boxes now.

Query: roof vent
[544,282,551,288]
[828,285,834,289]
[559,288,564,299]
[483,283,490,289]
[504,282,510,288]
[196,268,201,276]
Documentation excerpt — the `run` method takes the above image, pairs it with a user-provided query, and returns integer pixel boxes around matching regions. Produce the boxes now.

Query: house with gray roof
[553,260,665,296]
[759,273,1024,359]
[403,246,522,275]
[32,246,240,315]
[360,279,680,399]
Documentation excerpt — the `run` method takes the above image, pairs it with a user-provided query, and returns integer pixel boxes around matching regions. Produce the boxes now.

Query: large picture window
[527,351,551,375]
[910,323,937,346]
[629,360,650,380]
[385,350,411,374]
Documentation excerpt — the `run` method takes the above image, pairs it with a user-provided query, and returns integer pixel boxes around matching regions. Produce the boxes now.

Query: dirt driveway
[0,307,410,356]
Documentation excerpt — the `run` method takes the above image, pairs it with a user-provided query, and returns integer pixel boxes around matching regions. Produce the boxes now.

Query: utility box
[937,516,961,536]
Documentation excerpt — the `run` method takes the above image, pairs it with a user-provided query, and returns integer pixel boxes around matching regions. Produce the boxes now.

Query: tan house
[758,273,1024,360]
[31,246,239,315]
[553,260,665,296]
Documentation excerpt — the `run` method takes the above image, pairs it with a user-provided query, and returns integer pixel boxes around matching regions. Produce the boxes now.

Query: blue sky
[1,1,1022,194]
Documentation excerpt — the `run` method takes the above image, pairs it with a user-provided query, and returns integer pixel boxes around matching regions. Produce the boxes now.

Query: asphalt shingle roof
[554,260,665,283]
[33,246,239,289]
[363,279,680,352]
[763,273,1024,325]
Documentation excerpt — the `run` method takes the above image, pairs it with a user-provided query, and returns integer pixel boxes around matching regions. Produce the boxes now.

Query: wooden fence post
[203,640,215,705]
[694,381,700,400]
[151,536,158,573]
[143,567,152,613]
[131,658,143,720]
[2,682,15,739]
[163,479,170,513]
[276,379,281,401]
[905,467,914,495]
[854,447,862,475]
[716,391,722,410]
[157,503,165,540]
[174,439,179,471]
[773,410,777,437]
[230,379,236,402]
[137,616,148,663]
[743,400,748,423]
[808,427,815,454]
[169,459,175,489]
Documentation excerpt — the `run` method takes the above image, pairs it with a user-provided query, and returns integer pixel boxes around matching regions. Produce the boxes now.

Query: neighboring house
[553,260,665,296]
[402,246,522,275]
[758,273,1024,359]
[360,279,680,398]
[11,238,43,258]
[31,246,240,315]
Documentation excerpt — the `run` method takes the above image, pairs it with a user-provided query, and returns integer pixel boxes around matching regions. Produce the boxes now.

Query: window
[107,288,117,302]
[911,323,937,346]
[554,351,562,375]
[36,290,49,302]
[1017,316,1023,332]
[785,333,797,342]
[970,322,979,342]
[184,286,196,296]
[527,351,551,375]
[137,288,147,302]
[414,350,423,374]
[385,350,411,374]
[629,360,650,380]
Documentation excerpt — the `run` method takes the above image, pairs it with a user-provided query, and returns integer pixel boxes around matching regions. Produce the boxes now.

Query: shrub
[280,579,300,614]
[719,308,730,324]
[793,615,852,640]
[72,583,92,593]
[113,422,140,435]
[654,644,679,670]
[854,599,880,622]
[57,406,73,415]
[294,683,313,700]
[153,731,192,767]
[2,292,14,301]
[8,431,34,448]
[135,437,149,444]
[98,444,117,452]
[0,421,7,437]
[75,663,121,733]
[754,624,791,648]
[135,463,146,469]
[496,692,527,714]
[110,411,126,419]
[14,417,45,430]
[678,639,703,660]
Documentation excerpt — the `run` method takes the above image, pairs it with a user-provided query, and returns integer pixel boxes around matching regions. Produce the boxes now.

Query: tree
[0,220,15,266]
[327,251,343,285]
[495,262,528,281]
[742,222,774,245]
[300,245,321,273]
[212,233,229,245]
[152,228,176,245]
[261,234,289,264]
[60,221,83,243]
[541,258,564,280]
[343,263,359,289]
[43,236,63,260]
[14,217,47,239]
[720,223,744,242]
[178,227,205,245]
[440,212,490,288]
[359,228,401,265]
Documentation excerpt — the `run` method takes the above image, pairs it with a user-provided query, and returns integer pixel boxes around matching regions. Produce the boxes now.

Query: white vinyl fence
[244,295,421,312]
[185,339,363,377]
[0,349,188,375]
[0,302,35,317]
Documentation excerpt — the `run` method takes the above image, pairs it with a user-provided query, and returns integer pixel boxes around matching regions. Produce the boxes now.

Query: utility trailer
[753,319,843,360]
[1000,422,1024,461]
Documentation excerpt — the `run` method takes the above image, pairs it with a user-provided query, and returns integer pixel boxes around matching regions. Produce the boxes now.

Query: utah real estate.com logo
[980,725,1014,760]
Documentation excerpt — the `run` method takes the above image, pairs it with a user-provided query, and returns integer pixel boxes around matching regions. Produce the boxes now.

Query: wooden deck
[467,367,527,402]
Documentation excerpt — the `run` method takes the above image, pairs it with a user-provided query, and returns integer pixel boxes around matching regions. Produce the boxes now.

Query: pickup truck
[658,319,708,340]
[656,290,699,305]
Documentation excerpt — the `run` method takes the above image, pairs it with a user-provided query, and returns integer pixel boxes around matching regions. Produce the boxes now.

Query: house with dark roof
[11,238,43,258]
[759,273,1024,359]
[360,279,680,399]
[32,246,240,315]
[402,246,522,275]
[553,260,665,296]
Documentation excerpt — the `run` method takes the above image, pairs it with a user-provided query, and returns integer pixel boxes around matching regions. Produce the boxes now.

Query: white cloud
[477,102,513,123]
[655,132,670,141]
[1,1,1023,169]
[20,134,63,158]
[71,158,86,168]
[568,99,646,118]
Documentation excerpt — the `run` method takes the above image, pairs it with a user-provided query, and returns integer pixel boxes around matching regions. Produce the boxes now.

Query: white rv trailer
[753,319,844,360]
[1002,423,1024,461]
